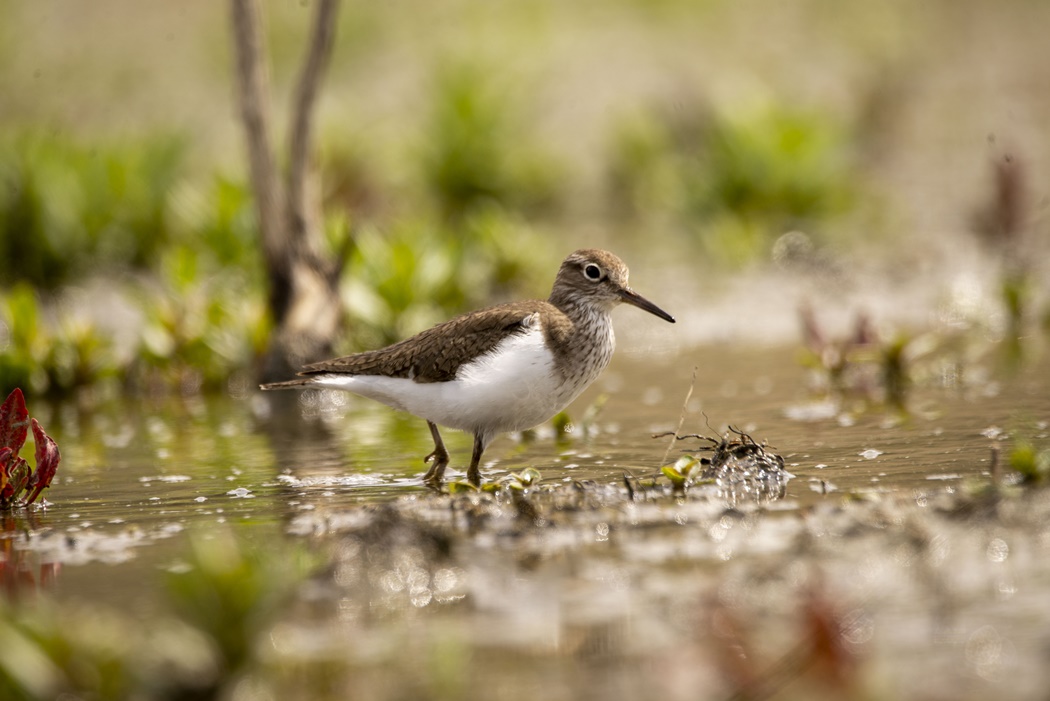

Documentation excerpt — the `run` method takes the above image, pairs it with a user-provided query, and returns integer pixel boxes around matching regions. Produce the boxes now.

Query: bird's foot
[423,447,448,465]
[422,453,449,488]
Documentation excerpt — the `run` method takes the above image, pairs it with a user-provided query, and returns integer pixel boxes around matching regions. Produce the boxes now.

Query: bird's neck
[544,299,616,385]
[547,294,613,338]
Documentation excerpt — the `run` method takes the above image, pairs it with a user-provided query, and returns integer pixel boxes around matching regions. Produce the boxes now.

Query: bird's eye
[584,264,602,281]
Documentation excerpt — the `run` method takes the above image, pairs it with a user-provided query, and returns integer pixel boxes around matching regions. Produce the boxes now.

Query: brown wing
[299,301,552,383]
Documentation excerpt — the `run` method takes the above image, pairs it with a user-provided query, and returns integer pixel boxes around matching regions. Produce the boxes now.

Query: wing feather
[300,301,552,383]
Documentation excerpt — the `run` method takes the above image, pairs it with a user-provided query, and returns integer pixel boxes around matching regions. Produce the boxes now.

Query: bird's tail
[259,378,315,391]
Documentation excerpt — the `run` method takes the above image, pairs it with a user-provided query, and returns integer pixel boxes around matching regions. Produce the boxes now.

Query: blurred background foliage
[418,61,565,221]
[0,131,185,289]
[608,97,860,264]
[0,0,1048,397]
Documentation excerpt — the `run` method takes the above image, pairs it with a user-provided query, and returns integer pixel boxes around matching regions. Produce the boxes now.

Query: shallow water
[5,343,1050,699]
[11,345,1048,589]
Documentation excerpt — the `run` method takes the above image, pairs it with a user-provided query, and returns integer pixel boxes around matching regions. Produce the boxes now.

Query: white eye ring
[584,264,602,281]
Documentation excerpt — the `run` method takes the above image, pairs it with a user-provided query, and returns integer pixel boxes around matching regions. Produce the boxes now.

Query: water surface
[6,344,1050,700]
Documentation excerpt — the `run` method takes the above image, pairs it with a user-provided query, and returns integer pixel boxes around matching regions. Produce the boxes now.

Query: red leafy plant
[0,388,61,508]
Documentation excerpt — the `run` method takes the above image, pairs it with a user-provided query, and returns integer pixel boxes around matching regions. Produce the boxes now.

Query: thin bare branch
[287,0,341,245]
[231,0,346,379]
[230,0,285,270]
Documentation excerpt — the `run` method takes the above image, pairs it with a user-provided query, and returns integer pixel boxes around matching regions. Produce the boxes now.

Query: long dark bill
[618,288,675,323]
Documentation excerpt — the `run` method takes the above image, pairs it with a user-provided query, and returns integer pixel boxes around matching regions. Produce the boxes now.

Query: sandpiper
[261,249,675,486]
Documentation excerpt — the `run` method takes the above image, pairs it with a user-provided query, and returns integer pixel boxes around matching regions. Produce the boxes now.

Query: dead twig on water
[658,366,698,469]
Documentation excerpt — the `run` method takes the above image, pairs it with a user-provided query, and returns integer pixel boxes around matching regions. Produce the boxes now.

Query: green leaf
[448,480,479,494]
[661,465,685,484]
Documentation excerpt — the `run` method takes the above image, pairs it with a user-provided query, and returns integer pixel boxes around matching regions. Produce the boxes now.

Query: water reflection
[1,513,60,598]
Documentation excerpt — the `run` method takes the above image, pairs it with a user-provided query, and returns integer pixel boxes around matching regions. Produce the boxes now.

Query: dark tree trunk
[230,0,344,382]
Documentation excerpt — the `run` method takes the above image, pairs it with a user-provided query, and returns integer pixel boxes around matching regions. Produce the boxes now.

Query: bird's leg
[422,421,450,486]
[466,433,485,487]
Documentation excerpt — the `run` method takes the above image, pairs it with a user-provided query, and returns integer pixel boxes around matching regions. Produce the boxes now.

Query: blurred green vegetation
[608,98,859,265]
[0,57,563,396]
[342,206,553,350]
[0,154,272,396]
[135,243,271,393]
[1009,437,1050,485]
[0,285,119,396]
[0,83,880,397]
[0,131,185,289]
[418,62,564,221]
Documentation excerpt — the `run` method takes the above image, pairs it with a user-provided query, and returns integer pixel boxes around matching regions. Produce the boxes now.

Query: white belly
[312,328,589,445]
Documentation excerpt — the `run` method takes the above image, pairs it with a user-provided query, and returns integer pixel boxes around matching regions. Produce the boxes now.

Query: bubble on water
[859,449,883,460]
[987,537,1009,563]
[433,567,464,594]
[966,625,1008,681]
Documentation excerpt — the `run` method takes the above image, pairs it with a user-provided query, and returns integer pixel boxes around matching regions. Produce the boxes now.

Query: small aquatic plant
[0,388,60,509]
[798,305,938,414]
[448,467,543,496]
[1009,440,1050,485]
[657,427,788,501]
[661,454,703,496]
[971,150,1045,366]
